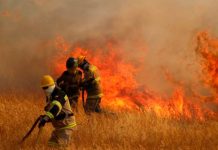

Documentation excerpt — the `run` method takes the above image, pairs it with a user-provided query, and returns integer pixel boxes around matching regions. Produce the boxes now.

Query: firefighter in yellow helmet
[77,56,103,113]
[39,75,76,147]
[57,57,82,112]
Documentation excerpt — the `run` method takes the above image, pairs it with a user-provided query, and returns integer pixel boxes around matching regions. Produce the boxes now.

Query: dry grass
[0,92,218,150]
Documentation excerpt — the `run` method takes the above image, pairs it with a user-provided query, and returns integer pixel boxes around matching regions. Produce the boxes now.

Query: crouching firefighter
[57,57,82,112]
[77,55,103,114]
[39,75,77,147]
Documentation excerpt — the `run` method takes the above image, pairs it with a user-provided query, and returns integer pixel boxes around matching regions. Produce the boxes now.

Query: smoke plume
[0,0,217,94]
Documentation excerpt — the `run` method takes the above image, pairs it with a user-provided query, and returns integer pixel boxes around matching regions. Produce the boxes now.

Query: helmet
[41,75,55,88]
[77,55,86,65]
[66,57,78,69]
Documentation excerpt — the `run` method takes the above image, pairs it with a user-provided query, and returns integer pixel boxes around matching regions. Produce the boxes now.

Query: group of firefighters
[39,56,103,147]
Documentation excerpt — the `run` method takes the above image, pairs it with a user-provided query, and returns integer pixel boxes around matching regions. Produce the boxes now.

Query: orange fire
[52,35,217,120]
[196,32,218,96]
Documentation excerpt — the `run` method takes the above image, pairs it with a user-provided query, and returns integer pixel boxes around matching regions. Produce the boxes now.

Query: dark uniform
[44,87,76,146]
[81,63,103,113]
[56,70,82,110]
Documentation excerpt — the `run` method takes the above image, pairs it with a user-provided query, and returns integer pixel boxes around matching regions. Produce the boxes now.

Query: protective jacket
[82,63,103,99]
[56,70,82,100]
[44,87,76,129]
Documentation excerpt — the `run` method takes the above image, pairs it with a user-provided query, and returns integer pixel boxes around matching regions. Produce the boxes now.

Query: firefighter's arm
[56,72,66,87]
[45,95,66,119]
[39,95,66,128]
[38,104,61,128]
[81,69,95,87]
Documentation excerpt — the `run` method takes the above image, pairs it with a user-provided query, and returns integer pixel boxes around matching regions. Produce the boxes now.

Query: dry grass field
[0,91,218,150]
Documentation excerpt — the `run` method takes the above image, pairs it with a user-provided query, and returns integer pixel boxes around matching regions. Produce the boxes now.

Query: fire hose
[20,115,44,144]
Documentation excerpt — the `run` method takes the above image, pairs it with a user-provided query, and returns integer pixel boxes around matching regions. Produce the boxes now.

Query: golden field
[0,92,218,150]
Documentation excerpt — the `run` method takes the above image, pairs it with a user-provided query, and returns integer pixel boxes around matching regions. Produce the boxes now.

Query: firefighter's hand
[38,115,50,128]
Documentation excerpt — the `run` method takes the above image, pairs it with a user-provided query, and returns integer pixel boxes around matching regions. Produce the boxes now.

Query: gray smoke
[0,0,217,95]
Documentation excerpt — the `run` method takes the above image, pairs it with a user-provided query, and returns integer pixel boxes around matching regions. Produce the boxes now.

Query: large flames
[52,34,218,120]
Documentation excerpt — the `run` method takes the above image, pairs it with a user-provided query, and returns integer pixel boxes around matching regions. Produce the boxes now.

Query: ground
[0,92,218,150]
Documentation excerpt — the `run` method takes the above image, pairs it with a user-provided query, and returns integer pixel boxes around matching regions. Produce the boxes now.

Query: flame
[196,32,218,95]
[52,35,218,120]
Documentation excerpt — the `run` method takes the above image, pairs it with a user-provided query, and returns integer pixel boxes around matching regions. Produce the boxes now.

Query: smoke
[0,0,217,94]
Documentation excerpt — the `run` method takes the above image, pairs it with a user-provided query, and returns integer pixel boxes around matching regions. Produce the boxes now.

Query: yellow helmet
[77,55,86,65]
[41,75,55,88]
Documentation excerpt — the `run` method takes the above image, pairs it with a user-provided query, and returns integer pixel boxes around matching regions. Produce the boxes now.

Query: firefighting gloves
[38,115,50,128]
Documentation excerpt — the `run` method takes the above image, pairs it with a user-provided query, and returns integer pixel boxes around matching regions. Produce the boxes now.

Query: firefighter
[56,57,82,112]
[77,55,103,113]
[39,75,76,147]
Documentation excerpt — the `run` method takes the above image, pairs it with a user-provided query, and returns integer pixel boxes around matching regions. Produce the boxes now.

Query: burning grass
[0,92,218,150]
